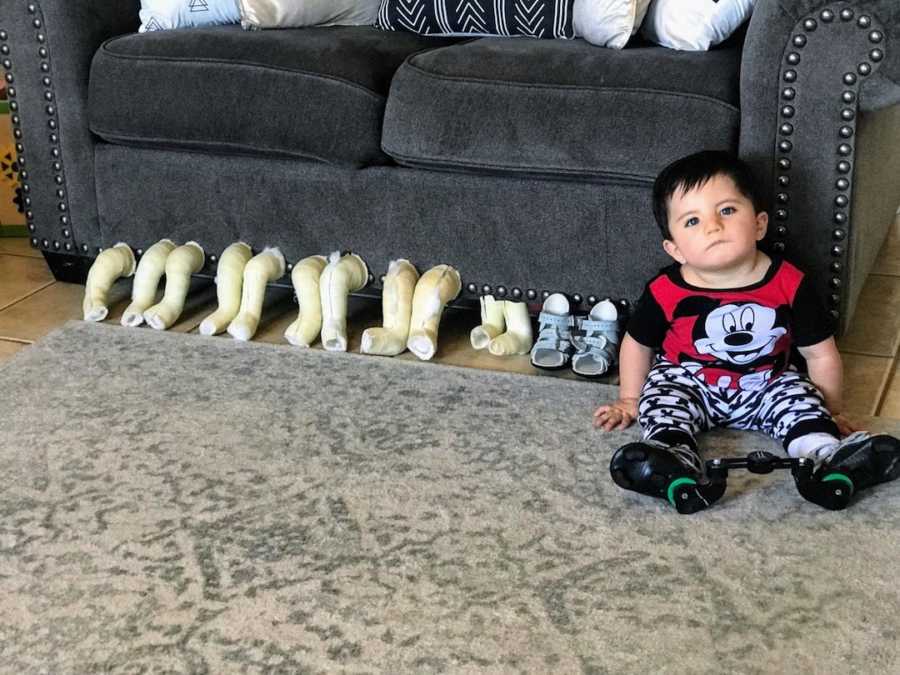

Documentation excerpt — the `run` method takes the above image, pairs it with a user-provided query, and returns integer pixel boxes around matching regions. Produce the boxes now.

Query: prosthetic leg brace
[470,295,505,350]
[406,264,461,361]
[143,242,205,330]
[360,259,419,356]
[283,254,327,347]
[227,247,286,342]
[121,239,175,327]
[609,440,719,515]
[83,243,136,322]
[319,251,368,352]
[488,301,534,356]
[199,242,253,336]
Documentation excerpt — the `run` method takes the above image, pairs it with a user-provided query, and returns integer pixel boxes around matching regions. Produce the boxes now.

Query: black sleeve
[792,275,836,347]
[626,282,669,350]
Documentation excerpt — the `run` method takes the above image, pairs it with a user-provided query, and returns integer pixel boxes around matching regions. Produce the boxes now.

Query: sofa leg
[42,252,92,285]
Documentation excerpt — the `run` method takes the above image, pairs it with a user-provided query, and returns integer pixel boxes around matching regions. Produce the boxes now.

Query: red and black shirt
[627,257,834,391]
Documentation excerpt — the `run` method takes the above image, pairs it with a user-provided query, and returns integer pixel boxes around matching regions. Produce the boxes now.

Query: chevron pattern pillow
[376,0,576,39]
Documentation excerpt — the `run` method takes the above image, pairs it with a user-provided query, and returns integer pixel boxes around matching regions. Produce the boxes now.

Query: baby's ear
[756,210,769,240]
[662,238,684,263]
[673,295,720,319]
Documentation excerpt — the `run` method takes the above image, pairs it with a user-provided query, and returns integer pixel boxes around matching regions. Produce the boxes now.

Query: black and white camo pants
[639,359,839,454]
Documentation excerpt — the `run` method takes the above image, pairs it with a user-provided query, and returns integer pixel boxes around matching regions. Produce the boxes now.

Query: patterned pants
[639,359,839,453]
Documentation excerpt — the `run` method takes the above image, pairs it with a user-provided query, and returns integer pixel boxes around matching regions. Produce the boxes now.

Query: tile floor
[1,221,899,421]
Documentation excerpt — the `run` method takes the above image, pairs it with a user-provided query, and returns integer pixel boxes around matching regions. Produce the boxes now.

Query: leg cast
[83,243,136,322]
[199,242,253,336]
[361,259,419,356]
[226,247,285,341]
[319,251,368,352]
[283,254,328,347]
[488,301,534,356]
[406,264,461,361]
[143,242,205,330]
[470,295,505,350]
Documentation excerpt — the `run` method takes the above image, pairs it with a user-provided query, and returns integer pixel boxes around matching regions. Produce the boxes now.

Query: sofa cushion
[382,37,742,181]
[89,25,458,166]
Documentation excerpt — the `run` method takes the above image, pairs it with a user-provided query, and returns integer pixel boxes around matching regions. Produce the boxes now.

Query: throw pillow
[239,0,380,30]
[375,0,576,39]
[139,0,241,32]
[574,0,652,49]
[375,0,649,47]
[641,0,754,51]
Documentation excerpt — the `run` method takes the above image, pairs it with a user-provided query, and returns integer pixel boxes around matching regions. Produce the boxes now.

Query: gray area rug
[1,321,899,674]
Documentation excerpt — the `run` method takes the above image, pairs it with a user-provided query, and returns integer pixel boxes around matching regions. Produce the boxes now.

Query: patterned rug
[1,321,898,673]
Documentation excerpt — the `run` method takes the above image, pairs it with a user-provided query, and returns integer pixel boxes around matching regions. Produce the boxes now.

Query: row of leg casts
[83,241,532,361]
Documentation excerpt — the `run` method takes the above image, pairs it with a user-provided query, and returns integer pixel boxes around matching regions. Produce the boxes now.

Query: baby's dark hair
[652,150,763,240]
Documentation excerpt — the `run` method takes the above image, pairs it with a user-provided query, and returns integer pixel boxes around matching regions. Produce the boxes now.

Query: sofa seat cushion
[89,25,458,166]
[382,37,742,181]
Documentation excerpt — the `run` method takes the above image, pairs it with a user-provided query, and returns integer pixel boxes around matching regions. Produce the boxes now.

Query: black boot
[797,433,900,510]
[609,440,722,514]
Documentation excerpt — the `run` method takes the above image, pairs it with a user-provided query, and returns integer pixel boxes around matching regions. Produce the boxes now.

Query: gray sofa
[1,0,898,333]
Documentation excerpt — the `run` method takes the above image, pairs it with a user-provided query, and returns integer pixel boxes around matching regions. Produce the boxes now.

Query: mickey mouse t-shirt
[627,257,835,391]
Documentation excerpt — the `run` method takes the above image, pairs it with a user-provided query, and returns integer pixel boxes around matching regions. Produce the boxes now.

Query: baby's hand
[593,398,638,431]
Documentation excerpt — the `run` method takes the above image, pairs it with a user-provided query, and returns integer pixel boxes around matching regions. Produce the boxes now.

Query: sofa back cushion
[382,37,742,182]
[89,25,459,166]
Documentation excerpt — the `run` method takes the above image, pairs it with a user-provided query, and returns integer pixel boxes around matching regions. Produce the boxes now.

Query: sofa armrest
[739,0,900,334]
[0,0,140,259]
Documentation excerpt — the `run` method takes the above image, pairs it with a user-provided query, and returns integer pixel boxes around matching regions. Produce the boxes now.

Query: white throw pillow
[574,0,652,49]
[139,0,241,32]
[239,0,380,30]
[641,0,754,51]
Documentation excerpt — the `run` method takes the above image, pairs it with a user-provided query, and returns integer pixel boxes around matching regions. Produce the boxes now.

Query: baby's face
[663,174,768,273]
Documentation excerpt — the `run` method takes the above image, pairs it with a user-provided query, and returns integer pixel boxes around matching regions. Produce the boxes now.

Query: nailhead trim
[2,1,73,252]
[773,7,887,321]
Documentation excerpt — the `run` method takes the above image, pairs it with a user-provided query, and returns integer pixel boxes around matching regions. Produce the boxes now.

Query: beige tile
[0,338,28,363]
[841,352,894,418]
[0,280,125,342]
[836,274,900,357]
[0,254,55,310]
[878,360,900,420]
[872,215,900,277]
[0,237,42,259]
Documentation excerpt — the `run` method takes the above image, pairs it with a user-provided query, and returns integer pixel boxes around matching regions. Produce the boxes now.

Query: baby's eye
[721,206,736,215]
[685,217,700,227]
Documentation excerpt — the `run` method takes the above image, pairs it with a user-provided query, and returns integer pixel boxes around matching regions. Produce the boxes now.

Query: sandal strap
[579,318,619,334]
[534,333,574,353]
[538,312,573,332]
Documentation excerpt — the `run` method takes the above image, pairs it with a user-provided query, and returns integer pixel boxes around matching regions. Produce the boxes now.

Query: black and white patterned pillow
[376,0,576,39]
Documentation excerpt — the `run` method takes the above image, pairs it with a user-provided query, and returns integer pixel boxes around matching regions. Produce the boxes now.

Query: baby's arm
[593,334,655,431]
[798,336,857,436]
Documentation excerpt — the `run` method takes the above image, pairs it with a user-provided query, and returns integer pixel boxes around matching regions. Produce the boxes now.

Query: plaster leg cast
[227,247,286,342]
[283,254,328,347]
[360,259,419,357]
[488,300,534,356]
[470,295,505,350]
[319,251,368,352]
[406,264,461,361]
[199,242,253,336]
[82,243,136,322]
[121,239,175,327]
[143,241,205,330]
